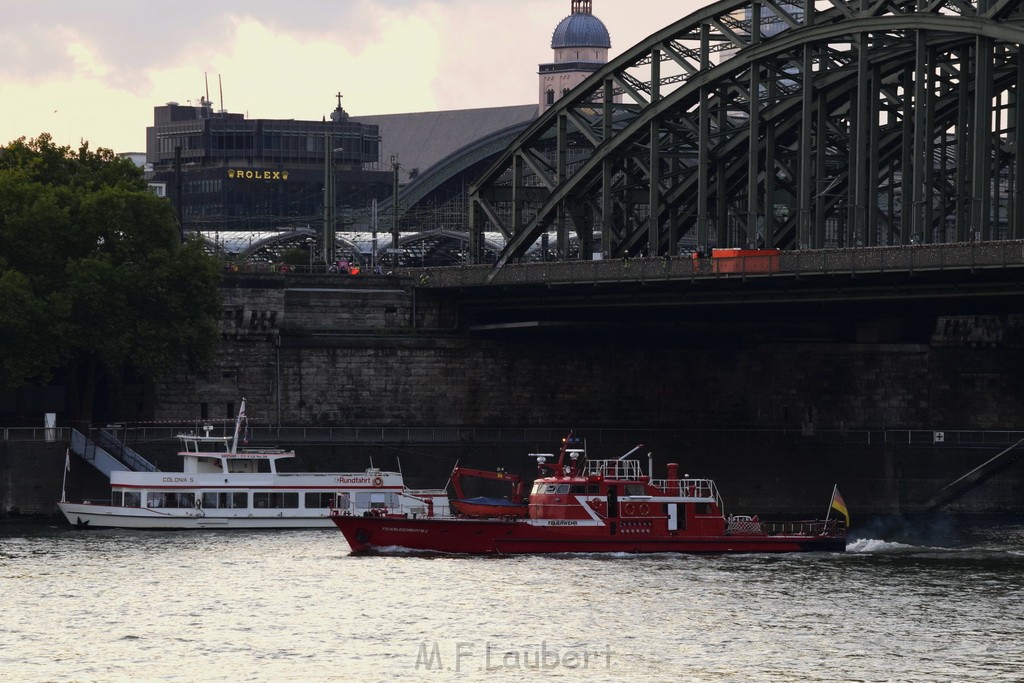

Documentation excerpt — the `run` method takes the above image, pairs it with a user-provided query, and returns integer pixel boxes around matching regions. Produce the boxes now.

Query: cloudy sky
[0,0,705,153]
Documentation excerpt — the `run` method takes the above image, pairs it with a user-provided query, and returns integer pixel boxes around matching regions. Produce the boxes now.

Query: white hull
[58,502,338,530]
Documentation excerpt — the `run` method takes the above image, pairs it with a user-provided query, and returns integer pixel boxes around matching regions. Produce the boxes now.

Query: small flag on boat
[830,485,850,526]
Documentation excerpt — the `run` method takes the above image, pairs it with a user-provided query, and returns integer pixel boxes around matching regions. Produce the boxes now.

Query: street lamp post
[305,237,314,272]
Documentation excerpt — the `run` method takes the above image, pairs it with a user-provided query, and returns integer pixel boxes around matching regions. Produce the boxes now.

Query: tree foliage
[0,134,221,421]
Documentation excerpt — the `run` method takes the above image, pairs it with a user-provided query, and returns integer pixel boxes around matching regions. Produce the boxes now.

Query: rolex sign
[227,169,290,181]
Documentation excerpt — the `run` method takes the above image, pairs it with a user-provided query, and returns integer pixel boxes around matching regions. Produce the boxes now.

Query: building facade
[146,98,392,234]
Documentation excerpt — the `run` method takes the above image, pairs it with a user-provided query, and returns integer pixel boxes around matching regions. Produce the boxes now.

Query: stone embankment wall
[154,273,1024,432]
[0,441,108,517]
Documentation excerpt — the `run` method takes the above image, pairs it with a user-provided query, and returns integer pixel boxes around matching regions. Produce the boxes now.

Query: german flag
[830,486,850,526]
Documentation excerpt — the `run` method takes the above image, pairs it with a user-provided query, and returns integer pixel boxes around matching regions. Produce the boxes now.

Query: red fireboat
[330,434,847,555]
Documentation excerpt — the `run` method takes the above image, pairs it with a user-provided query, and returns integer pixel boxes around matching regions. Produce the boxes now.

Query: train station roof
[352,104,537,180]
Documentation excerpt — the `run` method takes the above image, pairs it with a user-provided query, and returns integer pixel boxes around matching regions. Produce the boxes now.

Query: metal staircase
[69,429,158,478]
[924,437,1024,512]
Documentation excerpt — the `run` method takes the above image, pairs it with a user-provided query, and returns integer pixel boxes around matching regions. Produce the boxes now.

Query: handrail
[406,240,1024,289]
[648,478,719,501]
[584,459,643,479]
[97,429,158,472]
[7,425,1024,450]
[1,427,70,442]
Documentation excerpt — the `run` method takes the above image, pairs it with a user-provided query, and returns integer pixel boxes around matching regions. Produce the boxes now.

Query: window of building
[546,89,555,105]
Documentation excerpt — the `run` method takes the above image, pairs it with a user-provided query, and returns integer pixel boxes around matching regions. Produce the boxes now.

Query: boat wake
[845,538,940,553]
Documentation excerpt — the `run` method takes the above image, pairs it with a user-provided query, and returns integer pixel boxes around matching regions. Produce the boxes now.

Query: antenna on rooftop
[219,74,226,114]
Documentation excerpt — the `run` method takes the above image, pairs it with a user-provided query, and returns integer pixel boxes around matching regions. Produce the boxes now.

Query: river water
[1,517,1022,683]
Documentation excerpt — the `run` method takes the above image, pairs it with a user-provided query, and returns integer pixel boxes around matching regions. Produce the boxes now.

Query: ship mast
[230,398,246,454]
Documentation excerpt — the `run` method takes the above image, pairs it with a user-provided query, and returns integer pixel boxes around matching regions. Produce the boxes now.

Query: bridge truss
[469,0,1024,272]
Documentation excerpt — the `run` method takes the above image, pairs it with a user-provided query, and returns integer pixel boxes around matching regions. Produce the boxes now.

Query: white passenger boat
[57,401,450,529]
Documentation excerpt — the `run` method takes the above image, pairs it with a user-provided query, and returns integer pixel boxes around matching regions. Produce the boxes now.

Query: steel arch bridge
[469,0,1024,274]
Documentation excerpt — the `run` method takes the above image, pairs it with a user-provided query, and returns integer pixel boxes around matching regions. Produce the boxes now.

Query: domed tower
[539,0,611,115]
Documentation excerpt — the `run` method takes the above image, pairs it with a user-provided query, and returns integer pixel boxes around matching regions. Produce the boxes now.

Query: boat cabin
[525,438,727,535]
[176,427,296,475]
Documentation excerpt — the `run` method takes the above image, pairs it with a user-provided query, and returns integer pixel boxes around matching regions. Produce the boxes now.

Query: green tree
[0,134,221,422]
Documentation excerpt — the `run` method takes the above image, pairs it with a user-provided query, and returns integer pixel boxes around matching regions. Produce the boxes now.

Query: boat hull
[450,499,528,518]
[58,502,336,530]
[330,515,847,555]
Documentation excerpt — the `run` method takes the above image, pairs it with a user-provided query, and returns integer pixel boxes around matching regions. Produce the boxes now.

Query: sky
[0,0,705,153]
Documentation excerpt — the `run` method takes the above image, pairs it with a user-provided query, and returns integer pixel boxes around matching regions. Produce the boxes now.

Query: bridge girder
[469,0,1024,277]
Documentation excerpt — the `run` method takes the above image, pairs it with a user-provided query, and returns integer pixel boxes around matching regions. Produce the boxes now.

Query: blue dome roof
[551,13,611,49]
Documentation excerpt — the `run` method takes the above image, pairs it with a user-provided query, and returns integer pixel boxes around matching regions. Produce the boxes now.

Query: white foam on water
[846,537,924,553]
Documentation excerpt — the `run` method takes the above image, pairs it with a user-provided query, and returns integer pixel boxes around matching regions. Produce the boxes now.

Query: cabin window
[123,492,141,508]
[111,491,122,506]
[228,459,271,474]
[624,485,645,496]
[253,492,299,508]
[203,492,248,509]
[544,485,557,493]
[695,503,712,515]
[146,492,195,508]
[305,492,341,509]
[570,485,588,494]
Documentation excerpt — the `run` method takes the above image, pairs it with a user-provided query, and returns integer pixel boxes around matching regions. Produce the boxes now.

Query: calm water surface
[1,519,1022,682]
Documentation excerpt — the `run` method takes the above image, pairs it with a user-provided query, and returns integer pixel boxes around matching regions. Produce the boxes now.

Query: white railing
[726,515,765,535]
[648,478,720,502]
[584,459,643,479]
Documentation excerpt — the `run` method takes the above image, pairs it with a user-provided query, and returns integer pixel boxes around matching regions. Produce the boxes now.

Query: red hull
[330,515,846,555]
[450,500,529,518]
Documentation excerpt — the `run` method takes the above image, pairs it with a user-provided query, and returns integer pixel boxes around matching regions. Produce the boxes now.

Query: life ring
[194,498,203,510]
[623,502,636,515]
[639,504,650,515]
[372,476,384,487]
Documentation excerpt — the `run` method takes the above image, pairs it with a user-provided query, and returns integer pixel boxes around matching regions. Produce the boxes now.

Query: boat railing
[584,459,643,479]
[648,477,720,501]
[733,518,846,537]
